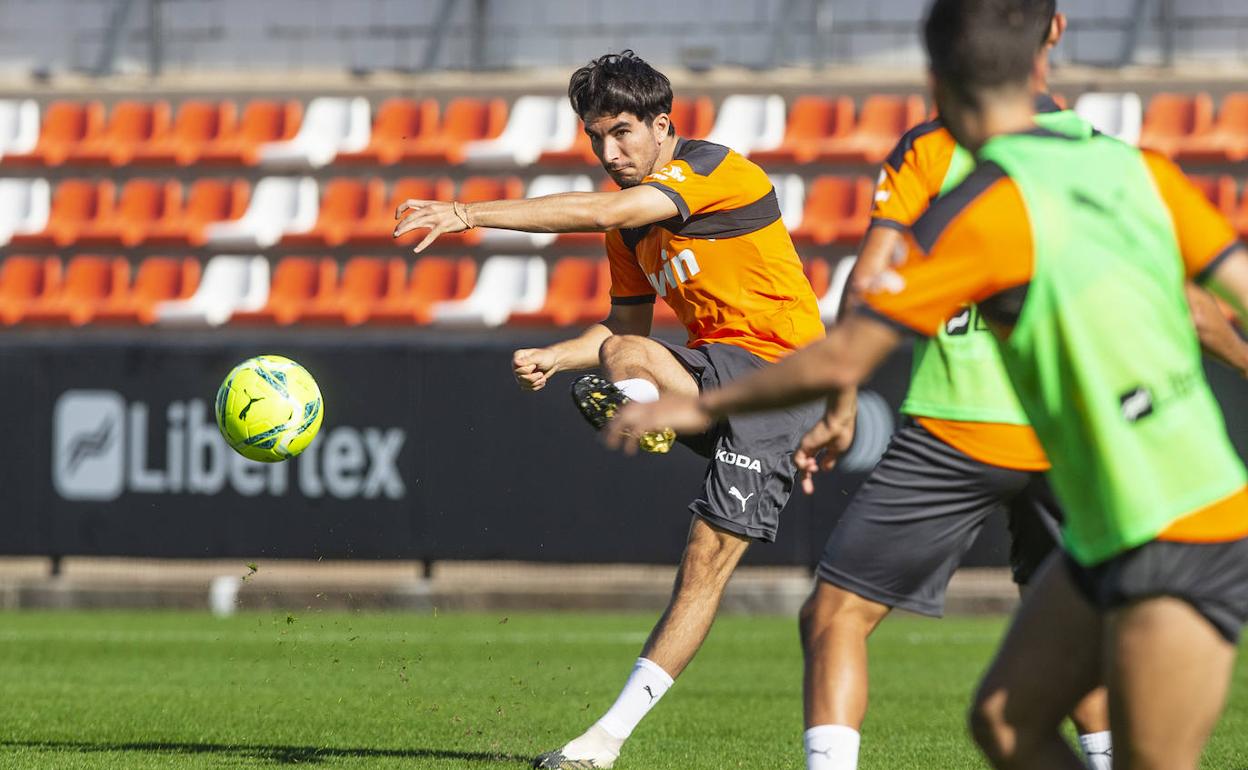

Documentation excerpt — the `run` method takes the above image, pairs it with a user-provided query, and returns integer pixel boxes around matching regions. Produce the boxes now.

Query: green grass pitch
[0,611,1246,768]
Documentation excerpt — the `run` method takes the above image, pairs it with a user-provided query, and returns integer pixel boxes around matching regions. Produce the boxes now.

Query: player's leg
[969,555,1101,770]
[1008,475,1112,769]
[802,420,1029,770]
[599,334,701,399]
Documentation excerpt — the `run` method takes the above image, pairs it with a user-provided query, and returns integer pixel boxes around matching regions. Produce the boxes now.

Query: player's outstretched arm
[1203,247,1248,376]
[394,186,679,253]
[512,303,653,392]
[1186,281,1248,378]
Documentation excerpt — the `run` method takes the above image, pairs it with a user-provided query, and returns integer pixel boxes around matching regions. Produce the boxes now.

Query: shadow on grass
[0,739,531,766]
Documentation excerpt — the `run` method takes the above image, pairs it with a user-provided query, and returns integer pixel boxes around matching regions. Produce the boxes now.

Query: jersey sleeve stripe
[911,161,1008,253]
[869,217,908,233]
[671,189,781,239]
[610,294,657,305]
[1196,241,1242,285]
[643,181,691,221]
[884,118,944,172]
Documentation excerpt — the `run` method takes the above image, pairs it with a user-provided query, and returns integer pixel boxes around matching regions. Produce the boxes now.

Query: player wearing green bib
[605,0,1248,766]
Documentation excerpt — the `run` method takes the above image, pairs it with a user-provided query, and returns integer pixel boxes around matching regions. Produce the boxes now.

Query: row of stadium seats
[0,173,875,249]
[4,92,1248,170]
[0,253,849,328]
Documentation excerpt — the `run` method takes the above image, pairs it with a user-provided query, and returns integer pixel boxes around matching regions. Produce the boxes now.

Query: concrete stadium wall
[1,0,1246,75]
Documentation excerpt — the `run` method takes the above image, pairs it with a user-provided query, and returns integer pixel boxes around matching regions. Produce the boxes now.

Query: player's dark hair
[924,0,1048,106]
[568,50,675,135]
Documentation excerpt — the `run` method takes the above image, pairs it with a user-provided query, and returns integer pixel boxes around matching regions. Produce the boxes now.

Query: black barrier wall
[4,329,1247,568]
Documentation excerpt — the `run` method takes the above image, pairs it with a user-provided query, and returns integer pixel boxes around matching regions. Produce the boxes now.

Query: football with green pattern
[215,355,324,463]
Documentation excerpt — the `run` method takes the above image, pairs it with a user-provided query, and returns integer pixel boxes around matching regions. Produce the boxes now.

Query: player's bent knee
[800,583,888,643]
[598,334,649,368]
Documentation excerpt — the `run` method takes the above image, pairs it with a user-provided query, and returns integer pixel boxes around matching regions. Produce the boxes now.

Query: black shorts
[659,341,823,544]
[1065,536,1248,644]
[817,419,1062,617]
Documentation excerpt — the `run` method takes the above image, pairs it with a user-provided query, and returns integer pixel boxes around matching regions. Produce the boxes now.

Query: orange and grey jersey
[606,138,824,363]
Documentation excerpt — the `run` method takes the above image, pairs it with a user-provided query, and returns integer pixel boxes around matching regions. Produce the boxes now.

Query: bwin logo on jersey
[646,248,700,297]
[1119,387,1155,423]
[716,449,762,473]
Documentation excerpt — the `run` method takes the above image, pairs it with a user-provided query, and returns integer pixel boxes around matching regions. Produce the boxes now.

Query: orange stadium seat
[816,95,926,164]
[510,257,604,326]
[837,177,875,244]
[199,100,302,166]
[1188,175,1239,218]
[1139,92,1214,158]
[401,98,508,164]
[232,257,337,325]
[539,124,597,166]
[284,178,385,248]
[1174,93,1248,164]
[791,176,855,245]
[347,176,455,247]
[337,98,439,165]
[0,256,61,325]
[670,96,715,139]
[11,179,114,248]
[752,96,855,164]
[76,178,182,248]
[3,101,104,167]
[22,255,129,325]
[131,100,238,166]
[369,256,477,325]
[1233,185,1248,239]
[804,258,831,298]
[571,258,613,324]
[301,257,406,325]
[145,178,250,246]
[94,257,201,324]
[652,298,681,326]
[67,100,172,166]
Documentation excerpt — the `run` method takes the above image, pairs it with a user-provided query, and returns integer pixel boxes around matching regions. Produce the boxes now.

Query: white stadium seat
[768,173,805,230]
[155,255,270,326]
[0,99,39,159]
[202,176,318,249]
[0,178,49,246]
[431,255,548,327]
[462,96,579,167]
[256,97,372,169]
[705,94,786,156]
[819,255,857,324]
[480,174,595,249]
[1074,92,1143,145]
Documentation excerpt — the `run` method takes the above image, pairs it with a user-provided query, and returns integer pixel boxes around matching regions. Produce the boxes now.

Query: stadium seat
[481,175,594,249]
[1074,92,1143,145]
[1139,92,1214,157]
[145,178,250,247]
[336,98,440,165]
[199,99,302,166]
[1188,175,1238,218]
[131,100,238,166]
[3,100,104,167]
[804,257,831,298]
[539,123,597,166]
[369,256,477,325]
[431,255,547,326]
[837,177,875,244]
[0,256,61,325]
[792,176,856,245]
[76,178,182,248]
[0,100,40,160]
[349,176,455,247]
[283,177,385,248]
[463,96,579,167]
[1174,93,1248,163]
[301,257,407,325]
[232,257,337,325]
[67,100,172,166]
[11,179,114,248]
[816,95,926,164]
[433,176,524,247]
[670,96,716,139]
[94,257,201,324]
[652,298,681,326]
[401,97,508,164]
[704,94,786,156]
[22,255,129,326]
[0,178,50,246]
[769,174,806,230]
[256,96,371,169]
[819,256,858,323]
[201,176,318,249]
[752,96,855,164]
[155,254,270,326]
[509,257,605,326]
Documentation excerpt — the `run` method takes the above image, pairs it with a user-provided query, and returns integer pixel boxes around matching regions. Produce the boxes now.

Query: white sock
[804,725,860,770]
[614,378,659,404]
[1078,731,1112,770]
[595,657,674,741]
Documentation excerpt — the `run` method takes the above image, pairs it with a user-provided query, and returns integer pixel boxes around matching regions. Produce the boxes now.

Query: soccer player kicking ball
[606,1,1248,768]
[394,51,829,769]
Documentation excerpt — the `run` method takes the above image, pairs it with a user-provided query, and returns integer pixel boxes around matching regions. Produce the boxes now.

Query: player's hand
[393,200,471,253]
[512,348,559,391]
[793,393,857,495]
[603,396,712,455]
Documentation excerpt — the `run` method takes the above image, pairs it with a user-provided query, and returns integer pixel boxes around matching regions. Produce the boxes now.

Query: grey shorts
[1065,536,1248,644]
[659,341,823,543]
[817,419,1063,617]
